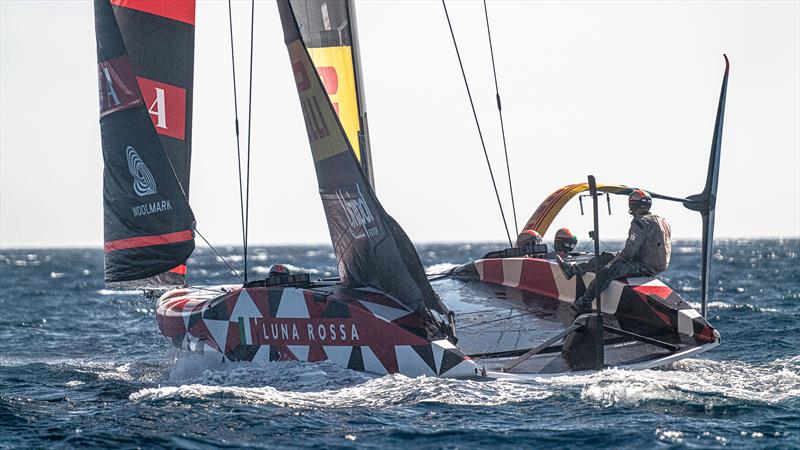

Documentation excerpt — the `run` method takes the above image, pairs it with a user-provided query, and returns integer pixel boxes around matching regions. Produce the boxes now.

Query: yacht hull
[156,284,478,378]
[156,256,719,379]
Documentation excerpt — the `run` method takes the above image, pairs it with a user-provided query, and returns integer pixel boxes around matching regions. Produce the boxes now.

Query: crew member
[547,228,577,258]
[554,227,615,275]
[269,264,290,277]
[517,229,542,248]
[560,189,672,314]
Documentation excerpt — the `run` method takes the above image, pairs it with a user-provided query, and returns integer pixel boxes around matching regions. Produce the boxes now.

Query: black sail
[278,0,447,316]
[94,0,196,285]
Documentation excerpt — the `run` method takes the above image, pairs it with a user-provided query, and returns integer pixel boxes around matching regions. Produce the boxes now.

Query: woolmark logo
[336,184,378,239]
[126,146,157,197]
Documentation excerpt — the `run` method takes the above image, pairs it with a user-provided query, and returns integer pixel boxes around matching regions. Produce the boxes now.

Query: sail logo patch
[131,200,173,217]
[136,77,187,140]
[336,184,378,239]
[291,60,331,143]
[308,46,363,160]
[126,146,158,197]
[98,56,143,118]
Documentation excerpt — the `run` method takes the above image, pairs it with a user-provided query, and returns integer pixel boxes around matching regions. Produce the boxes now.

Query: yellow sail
[308,46,362,160]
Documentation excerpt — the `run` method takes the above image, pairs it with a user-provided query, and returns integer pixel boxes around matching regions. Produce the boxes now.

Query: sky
[1,0,798,249]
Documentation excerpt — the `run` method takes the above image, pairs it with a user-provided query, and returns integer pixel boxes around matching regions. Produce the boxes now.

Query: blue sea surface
[1,239,798,449]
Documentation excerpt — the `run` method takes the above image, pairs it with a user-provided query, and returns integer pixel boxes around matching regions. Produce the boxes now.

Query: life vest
[640,214,672,273]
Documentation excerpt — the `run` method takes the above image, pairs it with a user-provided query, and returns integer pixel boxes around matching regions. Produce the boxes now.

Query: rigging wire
[243,0,256,284]
[442,0,513,248]
[483,0,518,238]
[227,0,248,283]
[194,228,245,282]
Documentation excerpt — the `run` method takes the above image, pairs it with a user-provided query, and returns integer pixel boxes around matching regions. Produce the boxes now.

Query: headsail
[95,0,196,285]
[278,0,446,316]
[288,0,374,187]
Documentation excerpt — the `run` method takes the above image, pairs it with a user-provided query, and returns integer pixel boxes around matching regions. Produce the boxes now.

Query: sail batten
[279,0,447,317]
[95,0,196,286]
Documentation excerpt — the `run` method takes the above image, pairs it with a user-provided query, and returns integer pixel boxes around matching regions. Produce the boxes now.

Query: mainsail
[94,0,196,285]
[278,0,447,316]
[289,0,374,187]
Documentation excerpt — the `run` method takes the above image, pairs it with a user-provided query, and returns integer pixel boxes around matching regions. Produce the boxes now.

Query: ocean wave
[132,358,553,407]
[0,358,151,383]
[425,263,458,275]
[251,264,321,275]
[688,300,779,313]
[539,358,800,408]
[673,246,701,254]
[304,249,335,259]
[96,289,144,296]
[130,376,554,408]
[131,354,800,411]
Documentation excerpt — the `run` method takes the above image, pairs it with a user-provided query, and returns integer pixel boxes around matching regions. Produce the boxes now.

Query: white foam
[538,358,800,408]
[133,358,553,407]
[127,353,800,411]
[687,301,779,313]
[425,263,458,275]
[655,429,684,443]
[96,289,143,296]
[130,376,554,407]
[251,264,321,275]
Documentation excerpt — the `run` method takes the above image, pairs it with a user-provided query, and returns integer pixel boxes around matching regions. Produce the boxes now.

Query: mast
[346,0,374,189]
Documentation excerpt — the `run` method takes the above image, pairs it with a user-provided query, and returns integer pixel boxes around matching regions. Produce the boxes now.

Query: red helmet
[268,264,290,276]
[554,228,577,253]
[628,189,652,215]
[518,229,542,247]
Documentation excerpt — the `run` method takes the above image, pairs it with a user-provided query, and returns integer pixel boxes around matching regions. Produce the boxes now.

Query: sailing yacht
[94,0,721,379]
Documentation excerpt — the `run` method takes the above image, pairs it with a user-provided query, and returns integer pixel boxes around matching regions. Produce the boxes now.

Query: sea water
[1,240,798,448]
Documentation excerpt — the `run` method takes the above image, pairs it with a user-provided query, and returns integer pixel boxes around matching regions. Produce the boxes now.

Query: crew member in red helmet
[269,264,290,277]
[547,228,577,258]
[517,229,542,247]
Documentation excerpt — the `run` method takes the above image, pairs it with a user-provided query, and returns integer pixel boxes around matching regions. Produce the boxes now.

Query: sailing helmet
[554,228,577,253]
[517,229,542,247]
[628,189,652,215]
[268,264,290,277]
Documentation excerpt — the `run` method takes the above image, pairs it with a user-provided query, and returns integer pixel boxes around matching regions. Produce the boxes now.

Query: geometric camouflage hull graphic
[157,285,477,378]
[455,256,717,345]
[156,257,718,378]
